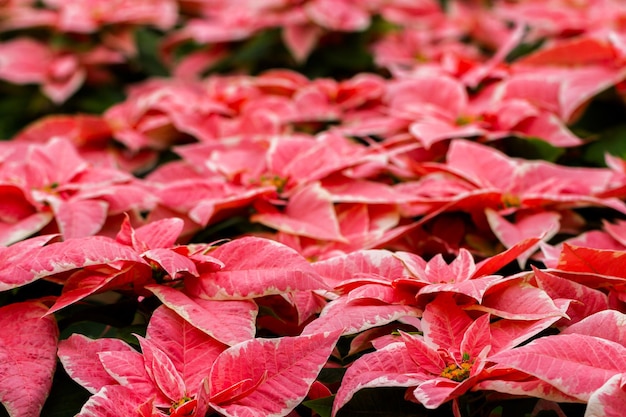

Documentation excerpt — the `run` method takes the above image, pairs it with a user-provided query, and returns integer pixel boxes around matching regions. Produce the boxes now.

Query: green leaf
[502,137,565,162]
[135,27,170,77]
[570,88,626,136]
[505,38,545,63]
[40,367,91,417]
[317,367,346,384]
[583,124,626,166]
[301,31,375,79]
[0,83,52,139]
[302,396,334,417]
[59,321,146,346]
[71,86,126,114]
[207,29,292,76]
[335,388,429,417]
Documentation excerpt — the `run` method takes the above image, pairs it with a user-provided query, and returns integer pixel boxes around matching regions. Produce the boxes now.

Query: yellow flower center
[169,395,196,417]
[440,361,473,382]
[501,192,521,208]
[257,174,287,192]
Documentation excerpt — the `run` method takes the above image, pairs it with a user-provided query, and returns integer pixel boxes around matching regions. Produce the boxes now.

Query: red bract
[493,0,626,41]
[302,249,421,336]
[0,234,58,291]
[59,305,340,417]
[491,63,626,127]
[149,131,395,234]
[539,244,626,310]
[0,138,156,242]
[12,114,159,174]
[333,292,563,416]
[485,209,561,267]
[104,78,233,150]
[0,38,86,103]
[399,139,626,219]
[485,311,626,411]
[252,182,345,242]
[45,216,226,315]
[0,37,127,103]
[43,0,178,33]
[274,202,415,261]
[585,373,626,417]
[146,236,329,344]
[489,333,626,403]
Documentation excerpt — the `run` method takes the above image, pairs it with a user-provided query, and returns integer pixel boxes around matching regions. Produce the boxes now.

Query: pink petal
[513,112,583,147]
[305,0,370,31]
[252,183,345,242]
[0,234,58,291]
[58,334,135,394]
[321,177,413,204]
[412,377,472,409]
[490,334,626,401]
[146,306,227,393]
[421,294,473,350]
[282,24,323,63]
[0,212,54,246]
[332,342,426,416]
[476,370,579,403]
[388,76,468,121]
[187,236,328,299]
[444,140,516,190]
[302,295,421,336]
[460,315,492,359]
[0,301,59,417]
[409,118,483,149]
[468,279,565,321]
[97,350,158,402]
[76,385,155,417]
[313,249,406,288]
[13,235,146,284]
[603,219,626,247]
[533,268,609,327]
[116,216,184,251]
[209,331,341,417]
[427,249,476,284]
[0,38,49,84]
[585,373,626,417]
[561,310,626,346]
[137,337,186,402]
[474,237,542,277]
[416,276,501,304]
[52,198,109,240]
[401,332,446,375]
[146,284,257,346]
[48,265,147,315]
[489,311,566,355]
[143,248,198,278]
[485,209,561,267]
[557,244,626,279]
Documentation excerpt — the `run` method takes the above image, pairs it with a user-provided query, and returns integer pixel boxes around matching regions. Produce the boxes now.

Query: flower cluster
[2,1,626,417]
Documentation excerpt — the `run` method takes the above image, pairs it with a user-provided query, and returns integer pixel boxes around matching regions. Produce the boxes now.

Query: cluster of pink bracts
[2,1,626,417]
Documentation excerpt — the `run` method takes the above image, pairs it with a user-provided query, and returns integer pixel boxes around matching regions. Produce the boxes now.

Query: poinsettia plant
[2,1,626,417]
